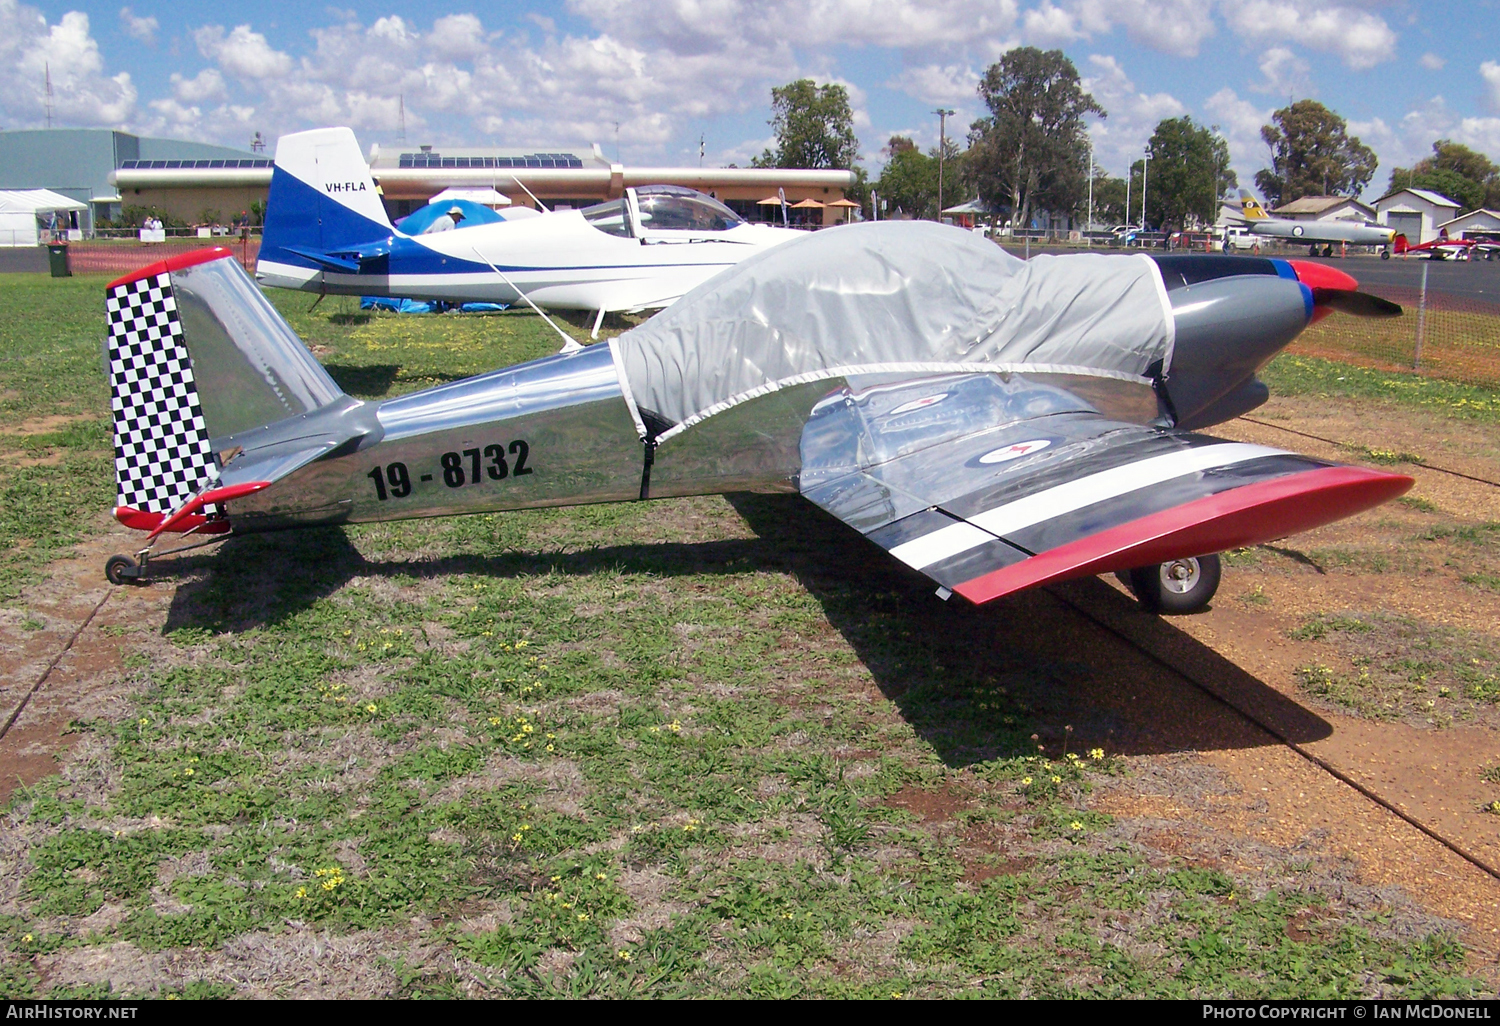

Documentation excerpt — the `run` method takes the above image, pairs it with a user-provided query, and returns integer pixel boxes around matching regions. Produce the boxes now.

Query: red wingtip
[1286,259,1359,293]
[952,466,1413,605]
[107,246,237,290]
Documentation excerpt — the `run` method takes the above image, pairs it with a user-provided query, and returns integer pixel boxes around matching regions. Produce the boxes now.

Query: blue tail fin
[260,128,394,274]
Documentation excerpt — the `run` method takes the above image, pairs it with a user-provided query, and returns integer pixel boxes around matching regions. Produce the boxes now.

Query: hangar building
[1375,188,1460,245]
[110,139,859,227]
[0,129,264,233]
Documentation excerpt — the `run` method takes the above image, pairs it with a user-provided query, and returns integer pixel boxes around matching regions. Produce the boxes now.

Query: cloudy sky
[4,0,1500,199]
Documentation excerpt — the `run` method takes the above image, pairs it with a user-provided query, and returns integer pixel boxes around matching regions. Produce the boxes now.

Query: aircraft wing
[798,373,1411,604]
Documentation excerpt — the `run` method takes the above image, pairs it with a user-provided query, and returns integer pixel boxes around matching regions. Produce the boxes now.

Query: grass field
[0,274,1494,998]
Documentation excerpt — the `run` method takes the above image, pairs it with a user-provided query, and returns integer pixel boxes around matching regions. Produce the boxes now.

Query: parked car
[1219,226,1261,253]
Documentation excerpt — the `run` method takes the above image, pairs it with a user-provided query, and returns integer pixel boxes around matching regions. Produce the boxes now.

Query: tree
[1142,117,1236,231]
[875,135,939,218]
[1089,171,1128,227]
[754,79,861,171]
[1387,140,1500,213]
[967,47,1104,230]
[1255,100,1376,207]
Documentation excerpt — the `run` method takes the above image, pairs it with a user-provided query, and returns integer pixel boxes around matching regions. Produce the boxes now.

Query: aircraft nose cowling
[1163,274,1312,430]
[1285,259,1359,292]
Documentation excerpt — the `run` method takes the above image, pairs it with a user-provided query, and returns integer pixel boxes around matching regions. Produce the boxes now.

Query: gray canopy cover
[609,220,1174,438]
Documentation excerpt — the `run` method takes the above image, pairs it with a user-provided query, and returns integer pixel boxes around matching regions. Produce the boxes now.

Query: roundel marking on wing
[889,393,950,415]
[978,439,1052,464]
[1292,225,1304,237]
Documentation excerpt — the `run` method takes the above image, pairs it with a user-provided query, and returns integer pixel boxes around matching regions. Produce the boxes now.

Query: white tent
[426,187,512,208]
[0,189,87,247]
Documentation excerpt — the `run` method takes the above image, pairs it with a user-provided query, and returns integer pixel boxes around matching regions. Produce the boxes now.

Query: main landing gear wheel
[1128,554,1221,615]
[104,554,141,586]
[1382,250,1391,260]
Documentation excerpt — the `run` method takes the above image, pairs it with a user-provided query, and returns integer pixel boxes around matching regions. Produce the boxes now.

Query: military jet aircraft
[254,128,804,338]
[103,224,1409,614]
[1235,190,1396,256]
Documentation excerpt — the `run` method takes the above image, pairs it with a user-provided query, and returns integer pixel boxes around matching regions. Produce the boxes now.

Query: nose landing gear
[1125,553,1222,614]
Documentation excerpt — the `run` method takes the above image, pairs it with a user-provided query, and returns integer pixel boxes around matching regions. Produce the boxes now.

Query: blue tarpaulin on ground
[360,296,508,314]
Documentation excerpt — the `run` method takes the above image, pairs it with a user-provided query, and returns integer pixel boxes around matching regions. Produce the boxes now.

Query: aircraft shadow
[156,492,1330,765]
[321,364,485,398]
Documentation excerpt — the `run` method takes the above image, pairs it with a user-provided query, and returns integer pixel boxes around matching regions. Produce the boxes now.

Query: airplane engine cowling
[1162,274,1310,429]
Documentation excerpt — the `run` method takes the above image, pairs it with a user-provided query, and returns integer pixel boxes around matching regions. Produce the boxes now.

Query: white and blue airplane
[256,128,806,335]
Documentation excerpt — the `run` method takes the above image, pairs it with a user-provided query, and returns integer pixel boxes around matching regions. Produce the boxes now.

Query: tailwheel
[105,554,142,586]
[1128,554,1221,615]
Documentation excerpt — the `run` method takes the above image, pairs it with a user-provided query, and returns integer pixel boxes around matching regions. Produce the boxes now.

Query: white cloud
[1420,52,1445,71]
[1351,96,1500,193]
[429,14,488,60]
[171,68,225,103]
[887,63,980,106]
[118,6,156,44]
[1226,1,1396,70]
[1023,2,1084,44]
[0,2,136,127]
[1482,61,1500,112]
[1067,0,1216,57]
[566,0,1019,50]
[1252,46,1312,97]
[194,24,294,80]
[1204,86,1272,192]
[1081,53,1185,173]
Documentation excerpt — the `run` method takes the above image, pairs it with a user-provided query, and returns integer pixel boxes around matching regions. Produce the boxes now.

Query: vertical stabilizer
[106,248,346,523]
[1238,190,1270,221]
[261,127,394,272]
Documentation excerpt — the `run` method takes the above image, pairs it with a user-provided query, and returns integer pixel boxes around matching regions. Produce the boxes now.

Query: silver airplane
[1235,190,1397,256]
[103,224,1407,615]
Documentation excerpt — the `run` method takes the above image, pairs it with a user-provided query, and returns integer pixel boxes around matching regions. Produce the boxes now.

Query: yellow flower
[295,887,308,899]
[1021,777,1032,786]
[366,703,378,713]
[596,873,607,880]
[577,913,590,921]
[138,717,149,726]
[616,950,632,961]
[1070,821,1083,831]
[1089,748,1104,760]
[891,992,904,999]
[21,934,32,943]
[682,818,700,833]
[182,768,194,777]
[1050,776,1061,784]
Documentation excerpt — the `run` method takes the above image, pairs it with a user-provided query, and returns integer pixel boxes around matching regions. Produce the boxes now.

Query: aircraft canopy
[610,220,1176,437]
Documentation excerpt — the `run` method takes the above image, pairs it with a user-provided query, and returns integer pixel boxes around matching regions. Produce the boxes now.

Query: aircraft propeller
[1286,259,1403,319]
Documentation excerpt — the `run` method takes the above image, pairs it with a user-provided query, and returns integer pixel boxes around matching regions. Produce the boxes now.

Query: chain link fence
[61,237,260,277]
[1288,263,1500,390]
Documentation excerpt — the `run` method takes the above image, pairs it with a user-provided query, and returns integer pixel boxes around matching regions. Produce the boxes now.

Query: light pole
[1086,139,1094,244]
[934,108,954,221]
[1141,146,1153,233]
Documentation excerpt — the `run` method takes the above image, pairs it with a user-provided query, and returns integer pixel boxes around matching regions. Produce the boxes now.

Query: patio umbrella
[789,198,826,208]
[756,196,783,205]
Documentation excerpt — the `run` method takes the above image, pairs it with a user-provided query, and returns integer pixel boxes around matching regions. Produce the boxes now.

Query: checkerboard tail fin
[105,249,346,518]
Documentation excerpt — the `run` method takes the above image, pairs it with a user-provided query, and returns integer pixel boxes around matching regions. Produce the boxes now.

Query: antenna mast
[44,62,53,129]
[398,95,406,145]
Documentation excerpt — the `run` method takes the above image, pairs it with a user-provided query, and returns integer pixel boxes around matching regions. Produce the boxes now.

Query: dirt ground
[2,390,1498,993]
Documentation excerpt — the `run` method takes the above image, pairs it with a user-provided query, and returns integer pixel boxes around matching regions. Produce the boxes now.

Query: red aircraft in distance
[1393,233,1477,260]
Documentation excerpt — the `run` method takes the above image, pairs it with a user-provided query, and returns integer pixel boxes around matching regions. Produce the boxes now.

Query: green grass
[1291,612,1500,726]
[1262,355,1500,422]
[0,274,1490,998]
